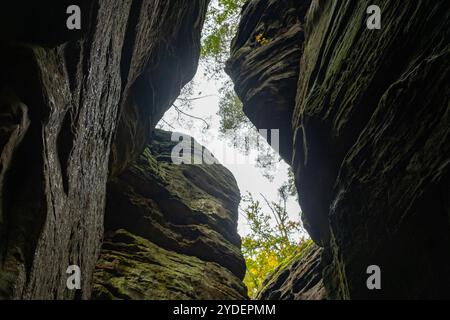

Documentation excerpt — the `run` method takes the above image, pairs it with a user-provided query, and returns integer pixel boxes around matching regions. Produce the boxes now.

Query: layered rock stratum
[228,0,450,299]
[0,0,210,299]
[93,130,247,299]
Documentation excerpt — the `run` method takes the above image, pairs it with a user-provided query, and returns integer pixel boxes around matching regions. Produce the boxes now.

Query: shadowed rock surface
[0,0,209,299]
[228,0,450,299]
[1,0,448,301]
[93,130,247,299]
[226,0,311,162]
[257,243,325,300]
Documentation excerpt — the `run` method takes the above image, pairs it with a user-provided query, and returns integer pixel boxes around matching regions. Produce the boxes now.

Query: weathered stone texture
[226,0,311,162]
[94,130,247,300]
[0,0,208,299]
[228,0,450,299]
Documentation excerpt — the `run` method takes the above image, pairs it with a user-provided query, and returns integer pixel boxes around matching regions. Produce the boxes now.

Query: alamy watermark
[170,129,280,167]
[366,265,381,290]
[66,265,81,290]
[66,5,81,30]
[64,4,382,31]
[367,5,381,30]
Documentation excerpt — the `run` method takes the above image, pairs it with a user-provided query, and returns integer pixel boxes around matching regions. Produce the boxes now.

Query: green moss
[93,230,247,300]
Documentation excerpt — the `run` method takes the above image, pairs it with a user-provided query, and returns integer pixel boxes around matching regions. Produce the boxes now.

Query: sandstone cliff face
[228,0,450,299]
[93,130,247,300]
[0,0,208,299]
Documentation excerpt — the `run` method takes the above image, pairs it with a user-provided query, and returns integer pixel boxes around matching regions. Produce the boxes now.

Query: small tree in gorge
[241,187,308,298]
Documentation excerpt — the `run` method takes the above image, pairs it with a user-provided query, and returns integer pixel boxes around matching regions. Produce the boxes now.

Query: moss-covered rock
[94,130,247,299]
[93,230,247,300]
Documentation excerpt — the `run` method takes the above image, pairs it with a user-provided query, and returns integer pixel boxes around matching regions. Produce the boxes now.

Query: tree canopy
[201,0,247,74]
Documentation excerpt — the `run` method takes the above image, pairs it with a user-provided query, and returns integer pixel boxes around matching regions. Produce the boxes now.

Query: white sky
[158,65,303,237]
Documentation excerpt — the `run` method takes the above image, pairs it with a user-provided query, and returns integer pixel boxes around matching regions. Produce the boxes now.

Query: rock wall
[228,0,450,299]
[257,242,325,300]
[94,130,247,299]
[226,0,311,162]
[0,0,208,299]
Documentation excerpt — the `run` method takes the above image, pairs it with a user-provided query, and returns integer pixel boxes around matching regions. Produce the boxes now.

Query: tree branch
[173,104,210,129]
[260,193,289,242]
[176,94,216,102]
[160,118,175,129]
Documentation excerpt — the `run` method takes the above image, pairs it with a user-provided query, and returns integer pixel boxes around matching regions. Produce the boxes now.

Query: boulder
[94,130,247,299]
